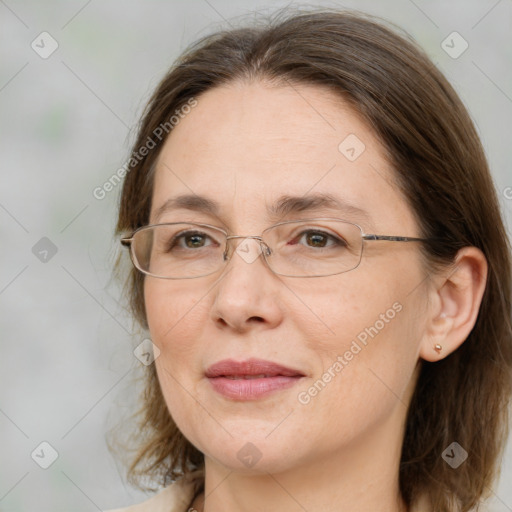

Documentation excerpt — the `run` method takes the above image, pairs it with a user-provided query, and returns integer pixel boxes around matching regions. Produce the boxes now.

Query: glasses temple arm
[362,234,430,242]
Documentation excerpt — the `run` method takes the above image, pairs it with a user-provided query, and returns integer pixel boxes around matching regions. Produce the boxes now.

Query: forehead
[150,81,412,233]
[156,80,377,167]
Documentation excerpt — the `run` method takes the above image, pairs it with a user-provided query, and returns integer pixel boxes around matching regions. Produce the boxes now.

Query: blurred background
[1,0,511,510]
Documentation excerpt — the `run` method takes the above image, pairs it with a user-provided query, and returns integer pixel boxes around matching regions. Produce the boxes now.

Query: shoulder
[105,469,204,512]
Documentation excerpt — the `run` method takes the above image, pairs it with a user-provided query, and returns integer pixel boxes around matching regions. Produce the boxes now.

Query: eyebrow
[153,193,374,228]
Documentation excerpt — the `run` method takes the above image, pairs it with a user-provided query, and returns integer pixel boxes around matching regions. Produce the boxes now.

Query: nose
[223,235,271,262]
[210,237,283,332]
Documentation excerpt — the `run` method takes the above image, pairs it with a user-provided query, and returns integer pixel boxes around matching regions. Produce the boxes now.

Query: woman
[106,7,512,512]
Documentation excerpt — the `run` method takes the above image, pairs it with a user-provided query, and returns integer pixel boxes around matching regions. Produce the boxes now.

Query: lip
[205,358,305,401]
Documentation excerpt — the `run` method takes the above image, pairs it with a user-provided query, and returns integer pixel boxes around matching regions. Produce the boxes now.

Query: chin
[189,427,308,475]
[204,447,302,475]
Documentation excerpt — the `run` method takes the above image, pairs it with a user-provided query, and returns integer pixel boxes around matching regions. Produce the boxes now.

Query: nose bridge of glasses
[223,234,271,260]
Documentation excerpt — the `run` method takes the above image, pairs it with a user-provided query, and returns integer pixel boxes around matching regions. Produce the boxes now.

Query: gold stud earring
[434,344,442,354]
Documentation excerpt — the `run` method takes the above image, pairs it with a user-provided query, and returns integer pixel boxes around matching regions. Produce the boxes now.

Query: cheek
[293,307,418,449]
[143,280,211,411]
[292,267,423,407]
[285,270,403,353]
[145,281,207,440]
[144,280,205,343]
[144,280,174,336]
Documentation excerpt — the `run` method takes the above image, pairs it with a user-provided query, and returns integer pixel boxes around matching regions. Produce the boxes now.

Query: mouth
[205,358,305,401]
[223,374,280,380]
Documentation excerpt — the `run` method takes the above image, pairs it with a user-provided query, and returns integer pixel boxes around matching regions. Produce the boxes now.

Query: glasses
[120,218,430,279]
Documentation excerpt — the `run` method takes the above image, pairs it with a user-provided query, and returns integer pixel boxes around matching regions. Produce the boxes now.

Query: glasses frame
[120,217,431,279]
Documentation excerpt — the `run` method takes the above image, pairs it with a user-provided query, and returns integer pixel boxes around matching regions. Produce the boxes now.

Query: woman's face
[145,81,430,474]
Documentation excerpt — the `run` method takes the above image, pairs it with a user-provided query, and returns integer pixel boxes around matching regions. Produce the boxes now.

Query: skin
[144,80,488,512]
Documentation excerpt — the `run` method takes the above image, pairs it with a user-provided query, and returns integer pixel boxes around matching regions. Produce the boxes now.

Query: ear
[419,246,488,362]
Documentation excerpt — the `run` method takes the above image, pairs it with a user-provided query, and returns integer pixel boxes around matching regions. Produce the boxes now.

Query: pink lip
[205,358,305,401]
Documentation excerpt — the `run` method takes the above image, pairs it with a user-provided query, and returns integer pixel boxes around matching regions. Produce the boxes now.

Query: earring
[434,344,442,353]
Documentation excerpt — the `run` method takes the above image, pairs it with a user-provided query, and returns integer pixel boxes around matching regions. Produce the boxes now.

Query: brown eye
[292,230,347,249]
[167,230,215,251]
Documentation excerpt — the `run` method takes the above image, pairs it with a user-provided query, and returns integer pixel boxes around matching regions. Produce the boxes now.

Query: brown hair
[109,7,512,511]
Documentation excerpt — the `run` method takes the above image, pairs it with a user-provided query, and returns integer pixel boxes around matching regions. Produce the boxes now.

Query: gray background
[1,0,511,511]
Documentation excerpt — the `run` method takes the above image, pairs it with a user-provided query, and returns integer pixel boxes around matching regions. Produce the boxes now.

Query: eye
[167,230,217,251]
[292,229,347,249]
